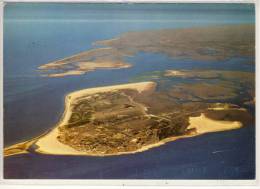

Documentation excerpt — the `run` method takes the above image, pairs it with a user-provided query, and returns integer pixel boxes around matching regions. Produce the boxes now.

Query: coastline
[4,82,244,157]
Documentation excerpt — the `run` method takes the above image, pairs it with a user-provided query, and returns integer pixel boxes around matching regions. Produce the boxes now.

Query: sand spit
[42,70,86,77]
[38,47,132,77]
[38,47,113,70]
[42,61,132,78]
[4,141,32,157]
[188,113,242,133]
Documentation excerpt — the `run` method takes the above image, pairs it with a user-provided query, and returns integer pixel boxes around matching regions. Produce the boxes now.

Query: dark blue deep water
[3,3,255,179]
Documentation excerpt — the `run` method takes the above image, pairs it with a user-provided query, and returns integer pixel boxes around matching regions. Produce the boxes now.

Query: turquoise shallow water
[4,3,255,179]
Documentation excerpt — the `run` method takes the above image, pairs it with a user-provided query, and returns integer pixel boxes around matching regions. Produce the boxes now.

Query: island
[4,81,253,157]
